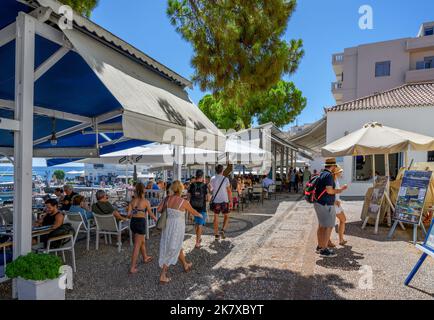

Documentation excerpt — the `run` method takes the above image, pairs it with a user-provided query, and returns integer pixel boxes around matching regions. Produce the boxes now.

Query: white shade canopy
[322,122,434,157]
[77,138,269,166]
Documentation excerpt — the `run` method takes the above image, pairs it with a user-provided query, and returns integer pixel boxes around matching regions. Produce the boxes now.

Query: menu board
[394,171,432,225]
[367,176,388,217]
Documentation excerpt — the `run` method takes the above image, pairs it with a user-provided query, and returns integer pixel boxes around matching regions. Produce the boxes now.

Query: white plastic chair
[65,212,96,251]
[44,219,83,272]
[93,214,132,253]
[146,207,160,240]
[0,241,12,283]
[252,186,264,205]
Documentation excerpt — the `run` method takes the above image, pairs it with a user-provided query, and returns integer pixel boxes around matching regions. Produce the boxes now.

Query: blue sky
[89,0,434,128]
[7,0,434,168]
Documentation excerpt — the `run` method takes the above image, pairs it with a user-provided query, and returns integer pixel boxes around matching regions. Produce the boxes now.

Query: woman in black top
[35,199,65,247]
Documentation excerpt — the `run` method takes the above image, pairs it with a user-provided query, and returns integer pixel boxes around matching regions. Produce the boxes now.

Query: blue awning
[0,0,225,164]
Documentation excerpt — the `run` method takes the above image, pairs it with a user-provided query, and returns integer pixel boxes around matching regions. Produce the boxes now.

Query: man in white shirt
[210,165,232,241]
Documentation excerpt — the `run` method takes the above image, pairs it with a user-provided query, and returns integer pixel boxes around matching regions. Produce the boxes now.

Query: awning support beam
[34,46,69,81]
[0,117,20,131]
[13,12,35,261]
[0,99,92,124]
[0,22,16,48]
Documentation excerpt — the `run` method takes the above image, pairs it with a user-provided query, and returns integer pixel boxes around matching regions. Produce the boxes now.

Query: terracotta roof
[326,82,434,112]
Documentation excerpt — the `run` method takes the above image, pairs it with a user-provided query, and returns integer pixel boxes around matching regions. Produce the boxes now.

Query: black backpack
[304,174,327,204]
[190,182,206,210]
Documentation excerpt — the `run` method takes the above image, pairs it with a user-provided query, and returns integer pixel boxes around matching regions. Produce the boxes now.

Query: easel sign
[362,176,389,234]
[388,170,432,243]
[405,222,434,286]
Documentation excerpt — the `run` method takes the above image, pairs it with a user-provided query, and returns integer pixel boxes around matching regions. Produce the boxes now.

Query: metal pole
[13,13,35,258]
[372,154,376,186]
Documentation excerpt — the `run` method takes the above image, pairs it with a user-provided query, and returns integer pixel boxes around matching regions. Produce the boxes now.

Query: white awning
[63,28,225,151]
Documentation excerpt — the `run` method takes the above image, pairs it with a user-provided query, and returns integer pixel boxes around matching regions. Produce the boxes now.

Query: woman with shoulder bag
[157,181,203,284]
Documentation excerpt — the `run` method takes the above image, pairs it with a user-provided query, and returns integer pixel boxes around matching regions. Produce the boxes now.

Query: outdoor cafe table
[0,225,54,242]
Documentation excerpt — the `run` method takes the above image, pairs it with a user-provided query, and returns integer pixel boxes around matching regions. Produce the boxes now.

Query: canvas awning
[322,122,434,157]
[74,138,269,166]
[62,28,225,151]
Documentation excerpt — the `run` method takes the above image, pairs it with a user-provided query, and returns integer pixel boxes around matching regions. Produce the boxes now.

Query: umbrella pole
[405,150,409,169]
[372,155,376,186]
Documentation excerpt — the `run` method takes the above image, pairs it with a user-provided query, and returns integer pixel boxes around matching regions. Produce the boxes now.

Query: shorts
[314,203,336,228]
[194,211,207,226]
[130,217,147,235]
[335,205,344,215]
[212,203,230,215]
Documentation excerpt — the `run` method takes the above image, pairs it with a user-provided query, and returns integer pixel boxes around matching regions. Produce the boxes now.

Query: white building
[332,21,434,105]
[326,82,434,197]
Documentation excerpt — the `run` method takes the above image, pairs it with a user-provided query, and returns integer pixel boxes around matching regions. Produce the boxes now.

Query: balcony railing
[331,81,343,91]
[332,53,344,65]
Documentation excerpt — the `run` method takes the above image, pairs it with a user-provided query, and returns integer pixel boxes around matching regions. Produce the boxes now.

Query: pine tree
[167,0,304,104]
[59,0,99,17]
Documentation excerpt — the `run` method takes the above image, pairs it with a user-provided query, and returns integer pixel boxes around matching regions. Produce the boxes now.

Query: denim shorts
[194,211,207,226]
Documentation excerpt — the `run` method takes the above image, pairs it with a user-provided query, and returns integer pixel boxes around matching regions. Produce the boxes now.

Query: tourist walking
[303,166,311,189]
[333,165,348,246]
[187,170,210,249]
[127,183,157,275]
[290,169,298,193]
[158,181,203,284]
[210,165,232,241]
[314,158,348,258]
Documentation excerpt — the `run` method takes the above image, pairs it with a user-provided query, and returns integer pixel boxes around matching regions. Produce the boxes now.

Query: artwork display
[394,171,433,225]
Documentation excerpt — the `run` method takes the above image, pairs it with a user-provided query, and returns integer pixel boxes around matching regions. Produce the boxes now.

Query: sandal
[220,229,226,240]
[160,277,171,284]
[328,242,337,248]
[184,263,193,273]
[339,240,348,246]
[214,234,220,241]
[143,256,154,264]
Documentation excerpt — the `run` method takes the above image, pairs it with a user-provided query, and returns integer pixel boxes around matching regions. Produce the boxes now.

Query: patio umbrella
[322,122,434,159]
[322,122,434,233]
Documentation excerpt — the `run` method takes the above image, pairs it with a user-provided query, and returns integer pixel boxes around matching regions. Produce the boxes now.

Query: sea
[0,166,83,183]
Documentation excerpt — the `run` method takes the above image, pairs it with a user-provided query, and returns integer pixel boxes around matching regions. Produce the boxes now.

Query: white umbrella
[322,122,434,233]
[322,122,434,159]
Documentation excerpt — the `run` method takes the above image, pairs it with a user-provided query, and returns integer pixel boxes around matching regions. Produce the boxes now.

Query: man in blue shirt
[314,158,348,258]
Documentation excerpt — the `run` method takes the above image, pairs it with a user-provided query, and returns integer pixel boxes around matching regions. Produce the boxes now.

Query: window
[428,151,434,162]
[425,27,434,36]
[375,61,391,77]
[353,154,402,182]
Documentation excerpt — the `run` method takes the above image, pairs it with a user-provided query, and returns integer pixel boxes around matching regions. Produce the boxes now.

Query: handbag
[210,177,227,211]
[156,197,169,231]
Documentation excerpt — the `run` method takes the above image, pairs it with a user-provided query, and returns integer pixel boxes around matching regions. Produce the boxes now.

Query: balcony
[405,68,434,83]
[406,36,434,52]
[332,53,344,74]
[331,81,344,101]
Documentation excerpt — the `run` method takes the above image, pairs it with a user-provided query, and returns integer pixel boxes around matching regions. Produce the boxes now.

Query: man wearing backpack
[188,170,210,249]
[210,165,232,241]
[314,158,348,258]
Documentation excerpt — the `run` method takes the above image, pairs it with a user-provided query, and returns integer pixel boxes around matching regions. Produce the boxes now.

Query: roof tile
[327,82,434,112]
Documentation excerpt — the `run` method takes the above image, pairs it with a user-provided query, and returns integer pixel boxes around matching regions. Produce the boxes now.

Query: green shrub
[5,253,62,281]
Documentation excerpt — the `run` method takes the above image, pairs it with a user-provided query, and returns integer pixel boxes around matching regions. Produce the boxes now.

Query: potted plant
[6,253,69,300]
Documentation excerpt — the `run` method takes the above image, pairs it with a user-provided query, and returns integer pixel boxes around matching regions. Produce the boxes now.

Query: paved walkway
[1,194,434,300]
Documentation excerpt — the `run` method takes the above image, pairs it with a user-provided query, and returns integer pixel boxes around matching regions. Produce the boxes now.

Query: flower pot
[16,267,71,300]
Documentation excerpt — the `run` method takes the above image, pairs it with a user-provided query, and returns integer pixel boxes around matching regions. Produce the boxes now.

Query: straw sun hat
[333,165,344,174]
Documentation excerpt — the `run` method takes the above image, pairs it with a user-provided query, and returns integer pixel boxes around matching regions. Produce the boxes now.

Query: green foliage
[5,253,62,281]
[167,0,304,104]
[59,0,99,17]
[199,80,306,130]
[53,170,66,181]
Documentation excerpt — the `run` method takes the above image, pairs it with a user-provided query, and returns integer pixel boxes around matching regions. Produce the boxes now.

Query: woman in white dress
[157,180,203,284]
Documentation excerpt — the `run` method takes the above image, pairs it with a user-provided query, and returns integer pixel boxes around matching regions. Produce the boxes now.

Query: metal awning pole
[372,154,376,186]
[13,13,35,259]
